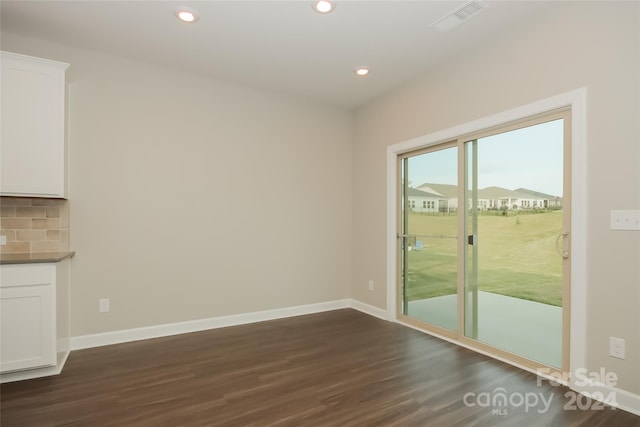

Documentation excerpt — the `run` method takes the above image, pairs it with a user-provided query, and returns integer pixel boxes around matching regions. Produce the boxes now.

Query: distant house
[477,186,528,210]
[405,188,442,213]
[412,183,562,211]
[415,183,459,212]
[515,188,562,209]
[477,186,562,210]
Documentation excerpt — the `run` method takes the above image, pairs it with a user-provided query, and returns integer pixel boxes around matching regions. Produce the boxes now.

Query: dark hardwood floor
[1,309,639,426]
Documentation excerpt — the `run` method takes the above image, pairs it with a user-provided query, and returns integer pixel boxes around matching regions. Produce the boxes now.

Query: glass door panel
[464,119,566,368]
[401,146,458,332]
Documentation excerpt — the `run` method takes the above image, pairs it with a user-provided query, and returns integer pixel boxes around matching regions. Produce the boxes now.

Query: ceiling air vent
[431,0,489,32]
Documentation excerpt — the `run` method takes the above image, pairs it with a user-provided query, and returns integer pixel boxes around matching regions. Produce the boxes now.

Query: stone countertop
[0,251,75,265]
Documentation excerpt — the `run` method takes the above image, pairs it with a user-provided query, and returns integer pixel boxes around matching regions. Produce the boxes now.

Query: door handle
[555,232,569,258]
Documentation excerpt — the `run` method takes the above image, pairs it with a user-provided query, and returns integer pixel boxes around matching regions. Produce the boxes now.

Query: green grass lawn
[405,210,563,306]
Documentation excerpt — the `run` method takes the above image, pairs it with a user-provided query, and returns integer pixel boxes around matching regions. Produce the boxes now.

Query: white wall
[1,33,353,336]
[352,2,639,394]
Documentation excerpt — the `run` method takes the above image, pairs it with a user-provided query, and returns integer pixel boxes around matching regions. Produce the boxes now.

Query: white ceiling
[1,1,557,109]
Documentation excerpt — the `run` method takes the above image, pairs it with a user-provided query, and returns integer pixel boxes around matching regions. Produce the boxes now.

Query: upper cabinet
[1,51,70,198]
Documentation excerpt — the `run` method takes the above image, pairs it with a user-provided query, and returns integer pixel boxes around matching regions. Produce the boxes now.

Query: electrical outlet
[609,337,625,359]
[0,235,6,246]
[368,280,374,292]
[99,298,110,313]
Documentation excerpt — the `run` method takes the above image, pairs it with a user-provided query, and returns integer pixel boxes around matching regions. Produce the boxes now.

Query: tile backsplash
[0,197,70,253]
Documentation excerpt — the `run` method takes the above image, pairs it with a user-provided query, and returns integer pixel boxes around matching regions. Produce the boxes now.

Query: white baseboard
[350,299,388,320]
[71,299,352,350]
[571,380,640,417]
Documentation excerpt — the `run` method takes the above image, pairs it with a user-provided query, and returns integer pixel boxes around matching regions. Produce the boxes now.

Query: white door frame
[386,88,587,383]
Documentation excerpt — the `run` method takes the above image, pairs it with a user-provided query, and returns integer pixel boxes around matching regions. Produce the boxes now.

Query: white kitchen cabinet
[0,258,71,382]
[1,51,69,198]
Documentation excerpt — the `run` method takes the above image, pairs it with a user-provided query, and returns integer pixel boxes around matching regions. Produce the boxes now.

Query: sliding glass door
[400,144,459,333]
[399,110,570,371]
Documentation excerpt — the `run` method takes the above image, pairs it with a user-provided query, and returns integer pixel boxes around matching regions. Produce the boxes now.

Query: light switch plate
[0,235,6,246]
[610,210,640,231]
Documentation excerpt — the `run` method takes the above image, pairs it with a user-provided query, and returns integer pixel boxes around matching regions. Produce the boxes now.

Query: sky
[406,119,564,197]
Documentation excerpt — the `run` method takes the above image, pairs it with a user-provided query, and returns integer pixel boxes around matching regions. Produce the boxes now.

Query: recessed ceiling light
[313,1,335,14]
[175,7,198,23]
[354,67,370,77]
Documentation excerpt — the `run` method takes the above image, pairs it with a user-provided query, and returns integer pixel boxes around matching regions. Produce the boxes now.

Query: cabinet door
[1,52,69,197]
[0,284,56,372]
[0,264,57,373]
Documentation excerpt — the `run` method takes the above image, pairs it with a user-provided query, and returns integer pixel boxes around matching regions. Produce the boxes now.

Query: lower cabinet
[0,259,70,382]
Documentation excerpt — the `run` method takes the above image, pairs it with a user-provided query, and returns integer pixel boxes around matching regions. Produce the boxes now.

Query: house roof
[477,186,526,200]
[515,188,561,200]
[416,183,458,198]
[406,188,442,199]
[414,183,559,200]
